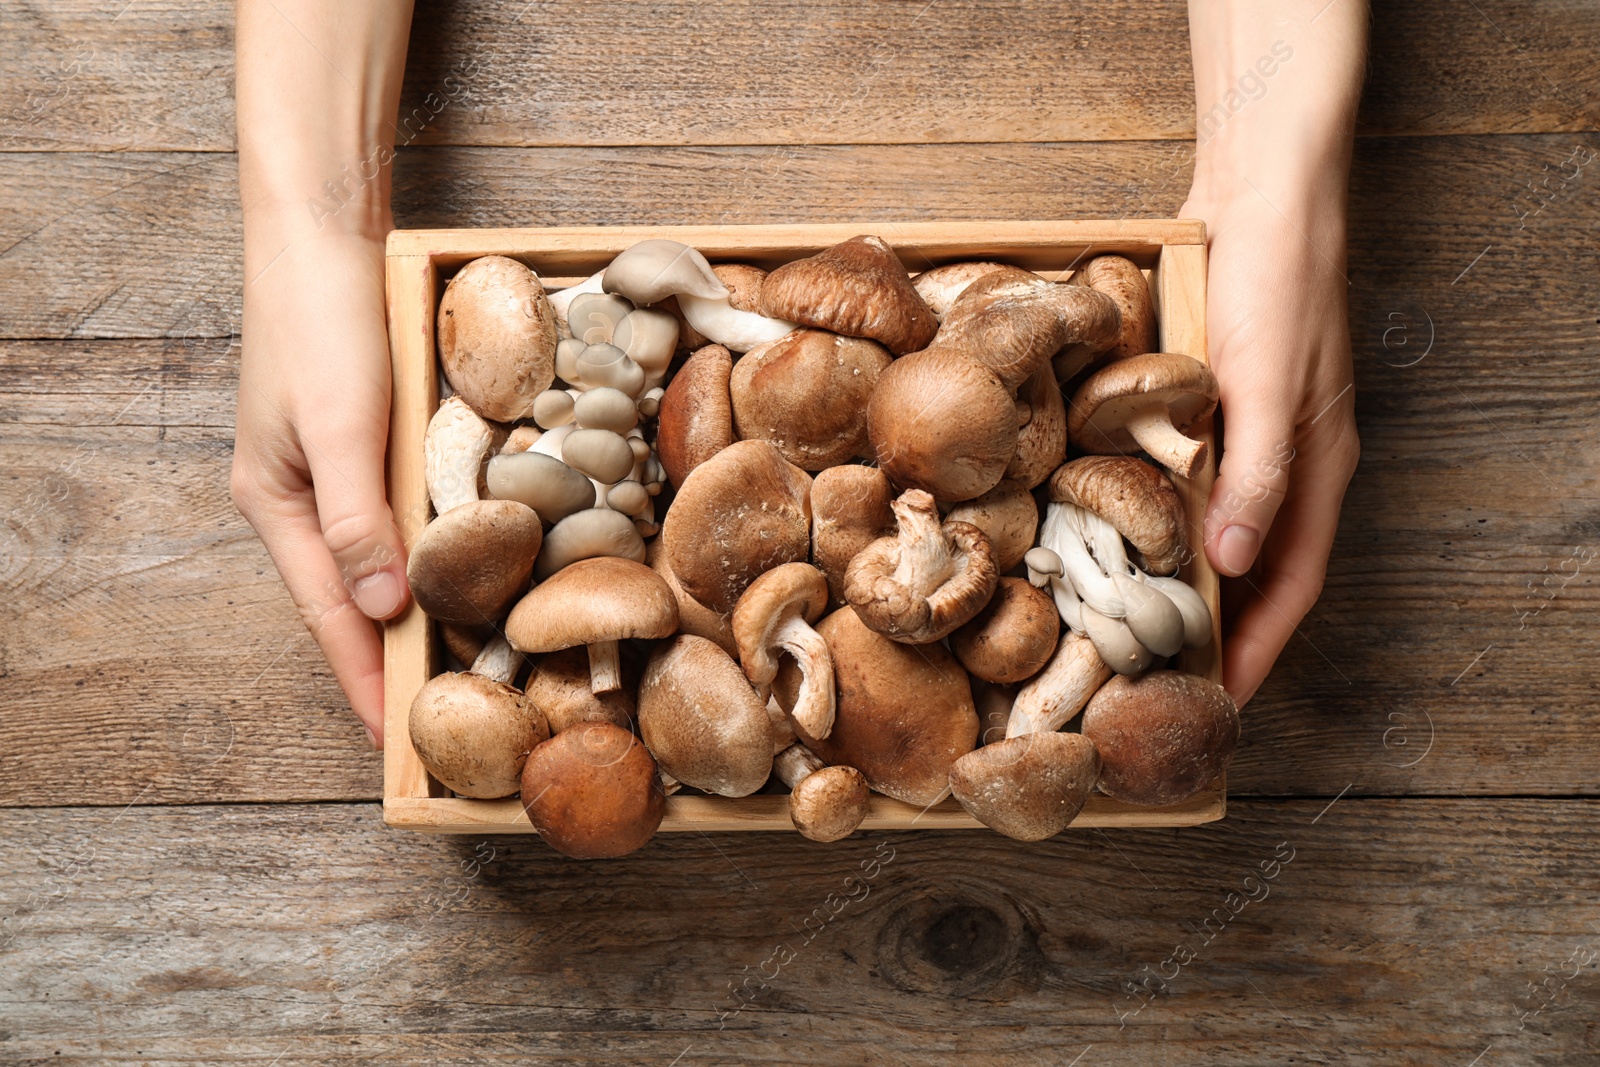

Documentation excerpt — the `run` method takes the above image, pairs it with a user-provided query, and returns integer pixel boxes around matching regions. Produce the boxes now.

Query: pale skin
[231,1,1365,747]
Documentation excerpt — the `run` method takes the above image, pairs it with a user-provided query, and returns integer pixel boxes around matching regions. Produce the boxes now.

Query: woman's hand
[230,224,409,748]
[1181,187,1359,707]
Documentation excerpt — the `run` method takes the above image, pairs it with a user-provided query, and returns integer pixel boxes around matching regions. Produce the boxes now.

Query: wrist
[1185,130,1351,236]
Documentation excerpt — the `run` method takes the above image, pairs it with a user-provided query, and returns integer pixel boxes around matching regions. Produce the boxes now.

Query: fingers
[1221,429,1358,706]
[1204,392,1297,579]
[302,417,411,623]
[231,468,388,748]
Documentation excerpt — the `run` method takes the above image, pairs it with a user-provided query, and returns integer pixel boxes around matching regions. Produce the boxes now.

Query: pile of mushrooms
[404,238,1241,858]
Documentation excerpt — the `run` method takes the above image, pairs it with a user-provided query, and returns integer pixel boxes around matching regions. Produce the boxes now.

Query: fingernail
[365,724,381,750]
[1217,525,1260,577]
[353,569,402,618]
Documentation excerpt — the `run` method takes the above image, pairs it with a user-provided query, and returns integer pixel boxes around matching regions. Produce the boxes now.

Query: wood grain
[1,799,1596,1063]
[2,1,1597,152]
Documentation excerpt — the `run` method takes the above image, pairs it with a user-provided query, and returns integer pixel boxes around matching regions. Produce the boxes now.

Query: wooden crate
[383,220,1221,835]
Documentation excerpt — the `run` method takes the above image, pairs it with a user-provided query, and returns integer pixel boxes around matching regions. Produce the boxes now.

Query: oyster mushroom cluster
[404,238,1240,858]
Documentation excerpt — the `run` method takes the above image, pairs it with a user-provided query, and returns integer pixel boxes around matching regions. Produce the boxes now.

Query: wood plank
[0,798,1595,1063]
[3,1,1598,152]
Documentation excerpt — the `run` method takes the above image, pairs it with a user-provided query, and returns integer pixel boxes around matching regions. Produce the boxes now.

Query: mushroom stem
[770,614,836,740]
[470,635,523,685]
[1006,631,1114,737]
[772,742,871,843]
[1040,503,1123,617]
[890,492,957,595]
[773,742,825,787]
[587,640,622,694]
[1124,404,1207,480]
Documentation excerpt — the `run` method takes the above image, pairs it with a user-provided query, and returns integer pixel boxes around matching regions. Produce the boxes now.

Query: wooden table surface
[3,2,1598,1063]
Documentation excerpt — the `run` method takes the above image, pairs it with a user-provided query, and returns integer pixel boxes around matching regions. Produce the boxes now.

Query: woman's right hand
[230,221,410,748]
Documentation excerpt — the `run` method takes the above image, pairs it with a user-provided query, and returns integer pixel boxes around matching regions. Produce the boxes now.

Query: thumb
[1204,403,1296,578]
[303,427,411,620]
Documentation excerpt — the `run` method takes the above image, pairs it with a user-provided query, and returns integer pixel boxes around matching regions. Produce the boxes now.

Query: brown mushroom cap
[810,464,897,605]
[933,271,1122,392]
[759,235,938,355]
[1006,362,1068,489]
[945,478,1039,574]
[436,256,558,422]
[1048,455,1189,575]
[638,635,775,797]
[1080,670,1239,806]
[407,499,542,626]
[790,765,871,842]
[913,262,1038,319]
[655,342,736,488]
[714,263,768,311]
[867,347,1019,501]
[948,731,1101,841]
[520,722,666,859]
[645,537,736,656]
[971,679,1017,747]
[505,556,678,652]
[1067,353,1220,480]
[779,607,978,806]
[661,439,813,614]
[439,622,493,668]
[1071,254,1156,364]
[730,329,893,470]
[409,670,549,799]
[950,577,1060,684]
[844,489,1000,644]
[524,646,637,734]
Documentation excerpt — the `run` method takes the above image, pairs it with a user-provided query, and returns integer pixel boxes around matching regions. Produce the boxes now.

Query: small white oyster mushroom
[424,396,492,515]
[613,308,678,389]
[565,292,634,346]
[547,271,605,338]
[602,239,728,306]
[533,388,576,429]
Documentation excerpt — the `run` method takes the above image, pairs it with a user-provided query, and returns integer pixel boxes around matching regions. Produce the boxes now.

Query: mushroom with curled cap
[520,721,666,859]
[759,235,938,355]
[732,563,835,740]
[661,439,813,615]
[777,607,977,807]
[408,636,550,799]
[730,329,892,470]
[1068,352,1219,480]
[1055,254,1155,381]
[436,255,558,422]
[655,343,737,488]
[1080,670,1239,806]
[948,730,1101,842]
[505,555,678,694]
[844,489,999,645]
[424,396,494,515]
[406,499,542,626]
[1005,362,1069,489]
[638,634,775,798]
[950,577,1060,685]
[546,271,604,338]
[677,263,798,353]
[602,239,729,307]
[773,744,871,842]
[810,464,896,606]
[1048,455,1188,575]
[866,274,1118,501]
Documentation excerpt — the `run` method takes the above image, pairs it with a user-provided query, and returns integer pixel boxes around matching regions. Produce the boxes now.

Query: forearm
[235,0,414,250]
[1185,1,1368,226]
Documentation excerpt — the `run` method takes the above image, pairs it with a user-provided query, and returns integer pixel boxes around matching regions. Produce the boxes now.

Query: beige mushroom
[408,636,549,799]
[506,555,678,693]
[661,439,813,614]
[520,722,665,859]
[655,343,737,488]
[730,329,892,470]
[1081,670,1239,806]
[945,478,1039,574]
[500,425,543,455]
[773,744,871,842]
[546,271,605,338]
[638,634,775,797]
[759,235,938,355]
[810,464,897,605]
[611,308,678,388]
[486,449,597,526]
[779,607,977,807]
[406,499,542,626]
[1068,352,1219,480]
[436,256,558,421]
[533,507,647,580]
[844,489,999,644]
[424,396,494,515]
[950,577,1060,684]
[732,563,835,739]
